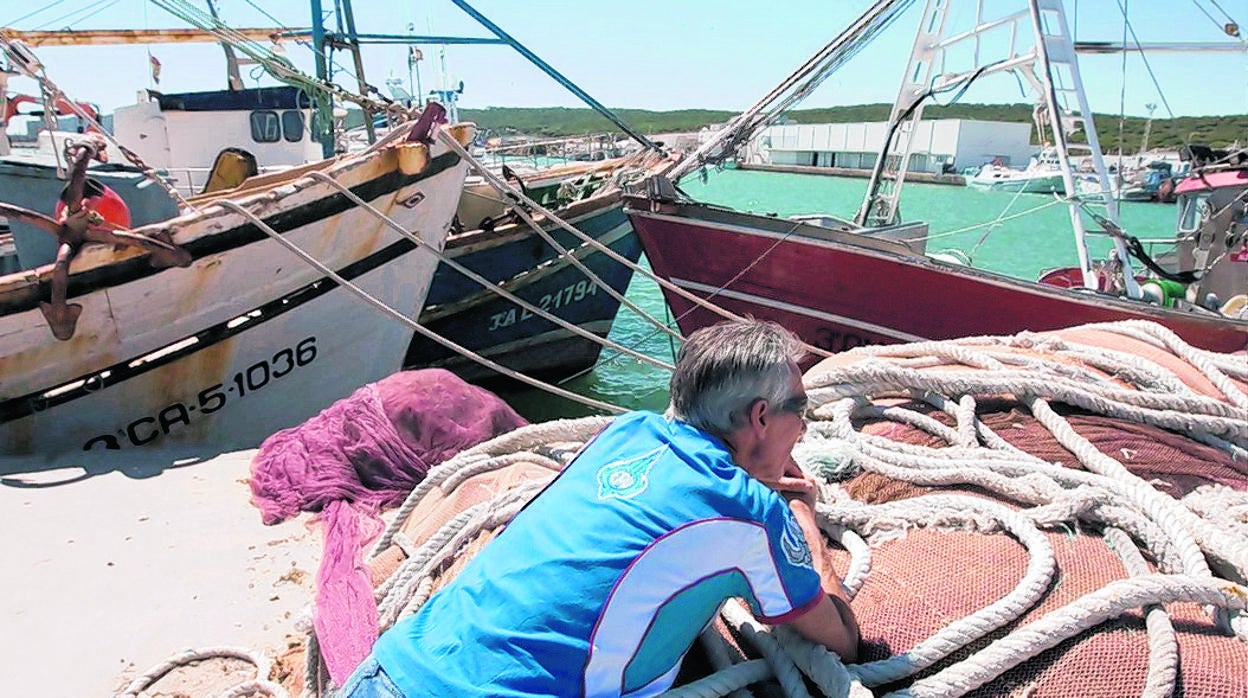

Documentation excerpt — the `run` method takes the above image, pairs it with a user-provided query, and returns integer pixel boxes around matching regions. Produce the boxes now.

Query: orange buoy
[57,178,132,229]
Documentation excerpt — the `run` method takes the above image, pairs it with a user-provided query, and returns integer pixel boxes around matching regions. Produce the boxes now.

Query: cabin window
[1178,194,1210,235]
[250,111,281,143]
[281,110,305,142]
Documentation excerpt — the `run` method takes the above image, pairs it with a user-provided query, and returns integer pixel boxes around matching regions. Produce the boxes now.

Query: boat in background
[965,147,1066,194]
[625,0,1248,358]
[111,85,325,196]
[406,151,674,381]
[1075,172,1155,202]
[1169,159,1248,311]
[0,72,185,271]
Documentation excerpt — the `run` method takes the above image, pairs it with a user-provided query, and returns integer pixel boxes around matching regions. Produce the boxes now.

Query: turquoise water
[500,169,1180,420]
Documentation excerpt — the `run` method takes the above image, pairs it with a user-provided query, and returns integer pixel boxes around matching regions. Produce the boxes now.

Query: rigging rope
[0,33,196,210]
[150,0,398,119]
[1116,0,1177,120]
[460,153,681,344]
[669,0,915,181]
[304,170,674,372]
[212,193,626,415]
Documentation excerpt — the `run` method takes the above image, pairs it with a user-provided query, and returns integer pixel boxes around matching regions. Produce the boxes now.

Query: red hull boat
[625,0,1248,359]
[625,196,1248,357]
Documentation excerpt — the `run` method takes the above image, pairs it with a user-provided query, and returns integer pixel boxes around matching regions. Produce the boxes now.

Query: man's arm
[785,497,860,662]
[766,459,861,662]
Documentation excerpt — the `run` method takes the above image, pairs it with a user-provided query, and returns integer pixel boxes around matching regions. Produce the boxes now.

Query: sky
[2,0,1246,121]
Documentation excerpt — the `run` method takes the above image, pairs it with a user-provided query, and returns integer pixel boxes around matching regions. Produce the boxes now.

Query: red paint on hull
[628,205,1248,357]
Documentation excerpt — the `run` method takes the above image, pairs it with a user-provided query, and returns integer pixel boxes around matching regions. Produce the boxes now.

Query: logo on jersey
[780,509,813,568]
[596,445,666,500]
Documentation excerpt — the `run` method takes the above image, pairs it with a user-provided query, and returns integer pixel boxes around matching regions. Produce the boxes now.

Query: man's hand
[761,456,819,511]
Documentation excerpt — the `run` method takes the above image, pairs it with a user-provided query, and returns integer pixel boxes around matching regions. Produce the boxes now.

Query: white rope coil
[120,646,283,698]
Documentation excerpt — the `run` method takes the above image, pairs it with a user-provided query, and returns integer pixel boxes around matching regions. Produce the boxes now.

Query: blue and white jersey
[373,411,822,697]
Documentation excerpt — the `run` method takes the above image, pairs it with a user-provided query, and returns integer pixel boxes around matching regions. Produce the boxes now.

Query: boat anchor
[0,136,191,340]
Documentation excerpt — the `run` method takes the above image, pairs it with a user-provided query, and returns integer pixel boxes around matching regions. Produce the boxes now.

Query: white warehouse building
[751,119,1036,174]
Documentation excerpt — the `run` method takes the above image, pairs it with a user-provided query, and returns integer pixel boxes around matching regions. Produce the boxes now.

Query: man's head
[667,319,808,478]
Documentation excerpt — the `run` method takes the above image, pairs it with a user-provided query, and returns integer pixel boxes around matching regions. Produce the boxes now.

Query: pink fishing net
[249,368,527,685]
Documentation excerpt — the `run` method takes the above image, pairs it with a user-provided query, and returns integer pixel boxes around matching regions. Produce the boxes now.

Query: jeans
[338,654,404,697]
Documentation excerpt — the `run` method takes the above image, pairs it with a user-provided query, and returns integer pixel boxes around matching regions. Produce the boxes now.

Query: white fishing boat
[1,10,671,386]
[0,86,475,455]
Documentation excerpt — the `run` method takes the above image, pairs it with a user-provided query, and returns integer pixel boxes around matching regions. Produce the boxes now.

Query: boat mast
[205,0,244,90]
[337,0,375,145]
[309,0,336,158]
[1028,0,1137,297]
[855,0,954,227]
[296,1,376,154]
[856,0,1139,297]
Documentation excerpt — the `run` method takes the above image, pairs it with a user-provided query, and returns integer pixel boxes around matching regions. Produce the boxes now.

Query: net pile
[174,320,1248,698]
[785,320,1248,697]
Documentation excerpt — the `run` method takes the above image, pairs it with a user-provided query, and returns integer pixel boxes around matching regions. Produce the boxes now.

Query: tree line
[455,103,1247,151]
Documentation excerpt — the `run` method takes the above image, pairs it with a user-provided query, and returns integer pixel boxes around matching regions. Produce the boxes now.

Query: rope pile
[126,320,1248,697]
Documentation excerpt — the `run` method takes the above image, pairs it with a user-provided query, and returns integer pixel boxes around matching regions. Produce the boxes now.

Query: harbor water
[499,168,1182,420]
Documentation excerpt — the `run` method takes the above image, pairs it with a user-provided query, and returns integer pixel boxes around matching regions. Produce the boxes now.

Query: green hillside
[452,103,1247,150]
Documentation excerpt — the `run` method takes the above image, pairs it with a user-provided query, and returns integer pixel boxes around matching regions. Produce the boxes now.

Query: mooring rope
[119,646,285,698]
[212,198,625,414]
[304,169,674,371]
[435,133,778,345]
[440,133,685,342]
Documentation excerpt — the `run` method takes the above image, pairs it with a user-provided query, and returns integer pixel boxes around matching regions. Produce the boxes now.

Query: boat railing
[1132,235,1183,261]
[164,164,304,198]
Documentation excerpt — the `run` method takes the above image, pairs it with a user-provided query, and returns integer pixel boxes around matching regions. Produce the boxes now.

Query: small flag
[408,47,422,67]
[149,54,162,85]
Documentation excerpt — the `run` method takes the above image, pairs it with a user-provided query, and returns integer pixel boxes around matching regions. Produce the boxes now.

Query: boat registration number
[81,337,319,451]
[487,280,599,332]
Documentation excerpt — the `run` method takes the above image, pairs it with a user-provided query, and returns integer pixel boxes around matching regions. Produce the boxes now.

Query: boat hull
[625,199,1248,359]
[405,198,641,381]
[966,172,1065,193]
[0,129,469,455]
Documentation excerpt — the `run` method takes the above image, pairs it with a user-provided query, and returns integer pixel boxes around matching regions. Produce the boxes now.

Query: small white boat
[1075,173,1155,202]
[966,148,1066,193]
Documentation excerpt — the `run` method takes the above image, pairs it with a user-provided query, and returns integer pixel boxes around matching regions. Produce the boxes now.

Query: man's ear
[749,397,769,429]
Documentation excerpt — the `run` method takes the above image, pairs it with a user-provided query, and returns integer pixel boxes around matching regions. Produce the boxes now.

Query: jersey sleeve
[739,492,824,624]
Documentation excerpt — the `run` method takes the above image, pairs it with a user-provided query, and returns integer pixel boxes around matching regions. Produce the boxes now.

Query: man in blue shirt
[342,319,860,697]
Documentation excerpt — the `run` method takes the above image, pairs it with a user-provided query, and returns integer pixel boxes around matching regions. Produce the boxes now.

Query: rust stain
[122,335,238,445]
[376,148,399,175]
[0,323,114,396]
[156,336,235,408]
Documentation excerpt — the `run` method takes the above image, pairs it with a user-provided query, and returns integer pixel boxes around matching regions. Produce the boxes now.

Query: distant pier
[738,161,966,186]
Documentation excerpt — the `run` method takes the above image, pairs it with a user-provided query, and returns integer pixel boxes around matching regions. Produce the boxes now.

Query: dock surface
[0,447,322,697]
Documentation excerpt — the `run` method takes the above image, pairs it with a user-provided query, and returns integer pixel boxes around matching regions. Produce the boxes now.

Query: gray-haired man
[343,318,859,697]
